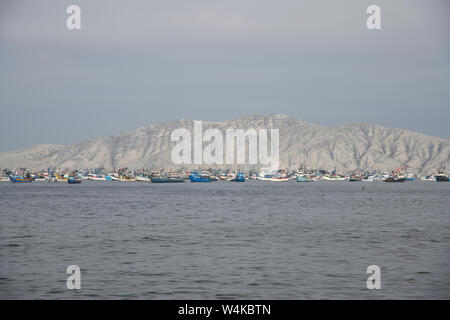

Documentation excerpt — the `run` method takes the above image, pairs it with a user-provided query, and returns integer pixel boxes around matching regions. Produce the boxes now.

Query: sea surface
[0,180,449,299]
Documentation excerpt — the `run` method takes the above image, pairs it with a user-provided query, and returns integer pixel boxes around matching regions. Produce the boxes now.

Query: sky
[1,0,449,152]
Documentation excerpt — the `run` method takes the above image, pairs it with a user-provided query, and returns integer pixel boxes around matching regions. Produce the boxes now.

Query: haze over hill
[0,114,449,174]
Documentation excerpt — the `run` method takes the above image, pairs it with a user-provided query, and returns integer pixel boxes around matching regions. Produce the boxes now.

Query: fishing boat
[435,166,449,182]
[272,177,289,182]
[0,176,10,182]
[87,174,106,181]
[189,172,216,182]
[296,175,310,182]
[362,175,374,182]
[118,176,136,182]
[322,174,346,181]
[256,170,289,181]
[68,171,82,184]
[10,176,33,183]
[230,173,245,182]
[384,176,406,182]
[68,177,82,184]
[52,174,66,181]
[135,175,151,182]
[151,176,185,183]
[348,174,362,182]
[435,174,449,182]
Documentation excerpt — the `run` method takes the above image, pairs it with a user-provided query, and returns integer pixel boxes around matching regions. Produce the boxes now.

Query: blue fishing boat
[189,172,215,182]
[10,176,33,183]
[230,173,245,182]
[68,172,82,184]
[68,177,82,184]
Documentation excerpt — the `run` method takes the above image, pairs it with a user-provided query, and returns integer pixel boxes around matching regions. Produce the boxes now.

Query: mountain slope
[0,114,449,174]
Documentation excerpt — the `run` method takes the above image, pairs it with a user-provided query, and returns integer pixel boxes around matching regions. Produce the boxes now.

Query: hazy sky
[1,0,449,152]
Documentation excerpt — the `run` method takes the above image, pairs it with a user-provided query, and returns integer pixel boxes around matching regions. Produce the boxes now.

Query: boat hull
[323,176,346,181]
[189,174,214,182]
[151,177,184,183]
[384,177,406,182]
[10,177,33,183]
[296,177,310,182]
[88,175,106,181]
[230,173,245,182]
[257,175,289,182]
[135,176,151,182]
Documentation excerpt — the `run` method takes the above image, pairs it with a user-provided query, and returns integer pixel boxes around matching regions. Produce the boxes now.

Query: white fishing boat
[108,175,120,181]
[135,175,151,182]
[256,171,289,182]
[362,175,374,182]
[269,176,289,182]
[87,174,106,181]
[322,175,346,181]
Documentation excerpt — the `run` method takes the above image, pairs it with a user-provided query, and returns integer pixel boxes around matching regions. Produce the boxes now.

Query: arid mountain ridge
[1,114,449,174]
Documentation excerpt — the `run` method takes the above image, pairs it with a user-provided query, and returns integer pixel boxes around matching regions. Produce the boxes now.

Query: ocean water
[0,180,449,299]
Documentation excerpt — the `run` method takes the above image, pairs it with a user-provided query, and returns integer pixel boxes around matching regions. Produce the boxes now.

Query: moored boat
[362,175,374,182]
[435,166,449,182]
[135,175,151,182]
[322,174,346,181]
[189,172,216,182]
[10,176,33,183]
[87,174,106,181]
[68,171,82,184]
[296,175,310,182]
[384,177,406,182]
[348,174,362,182]
[151,176,185,183]
[118,176,136,182]
[230,173,245,182]
[435,174,449,182]
[256,170,289,181]
[68,177,82,184]
[269,176,289,182]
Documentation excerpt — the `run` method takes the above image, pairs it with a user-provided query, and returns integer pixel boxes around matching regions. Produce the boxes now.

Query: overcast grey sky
[1,0,449,152]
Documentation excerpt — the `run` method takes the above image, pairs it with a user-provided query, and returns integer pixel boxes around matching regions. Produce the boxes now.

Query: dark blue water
[0,181,449,299]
